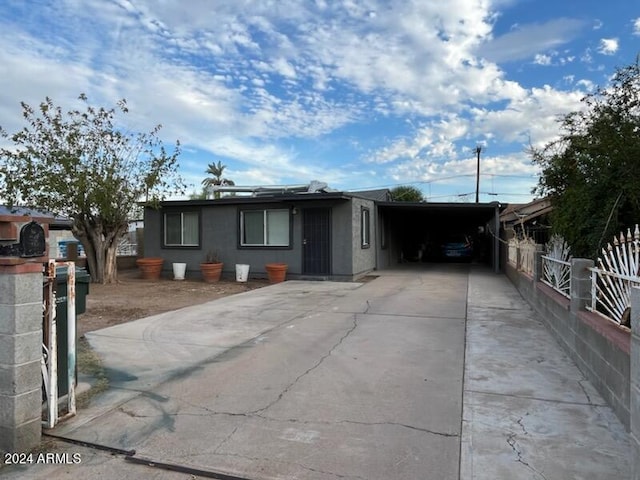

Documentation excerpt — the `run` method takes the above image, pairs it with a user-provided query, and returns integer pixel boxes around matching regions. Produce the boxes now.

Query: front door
[302,208,331,275]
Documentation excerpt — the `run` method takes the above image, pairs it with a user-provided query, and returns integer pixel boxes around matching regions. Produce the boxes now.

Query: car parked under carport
[375,201,504,271]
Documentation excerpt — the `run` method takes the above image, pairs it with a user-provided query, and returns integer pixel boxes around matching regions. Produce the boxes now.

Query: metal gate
[42,260,77,429]
[302,208,331,275]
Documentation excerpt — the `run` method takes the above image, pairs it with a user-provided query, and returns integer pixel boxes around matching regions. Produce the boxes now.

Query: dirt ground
[77,268,270,338]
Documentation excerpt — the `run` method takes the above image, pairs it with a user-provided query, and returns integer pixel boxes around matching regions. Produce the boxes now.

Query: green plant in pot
[200,250,223,282]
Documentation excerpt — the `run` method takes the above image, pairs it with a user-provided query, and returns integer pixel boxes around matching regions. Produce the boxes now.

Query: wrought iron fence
[117,239,138,256]
[541,256,571,298]
[519,238,537,276]
[587,225,639,327]
[541,234,571,298]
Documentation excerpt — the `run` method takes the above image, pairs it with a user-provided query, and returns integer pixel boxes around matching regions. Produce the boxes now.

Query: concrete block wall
[505,258,631,430]
[0,262,43,453]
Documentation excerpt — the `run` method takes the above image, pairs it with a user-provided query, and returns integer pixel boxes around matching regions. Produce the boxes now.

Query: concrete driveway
[3,265,629,479]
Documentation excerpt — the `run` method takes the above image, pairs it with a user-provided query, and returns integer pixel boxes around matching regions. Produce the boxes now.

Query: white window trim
[361,207,371,248]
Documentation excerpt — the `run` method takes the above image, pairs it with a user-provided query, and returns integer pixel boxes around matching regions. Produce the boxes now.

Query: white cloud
[633,18,640,36]
[534,54,552,66]
[598,38,619,55]
[0,0,610,200]
[478,18,586,63]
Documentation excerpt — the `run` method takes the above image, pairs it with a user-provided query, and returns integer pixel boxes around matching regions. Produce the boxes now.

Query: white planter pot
[235,264,250,282]
[172,262,187,280]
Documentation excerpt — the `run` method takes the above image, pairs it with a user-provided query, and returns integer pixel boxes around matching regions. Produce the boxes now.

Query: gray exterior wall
[350,197,377,277]
[144,196,373,281]
[329,201,353,278]
[146,203,302,279]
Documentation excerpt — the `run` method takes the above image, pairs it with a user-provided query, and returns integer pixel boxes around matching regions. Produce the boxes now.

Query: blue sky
[0,0,638,203]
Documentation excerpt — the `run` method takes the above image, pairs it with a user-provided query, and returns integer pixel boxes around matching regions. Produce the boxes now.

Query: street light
[475,145,482,203]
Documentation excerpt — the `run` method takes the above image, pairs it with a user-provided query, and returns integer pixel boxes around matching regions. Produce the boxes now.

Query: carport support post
[0,261,43,453]
[631,287,640,479]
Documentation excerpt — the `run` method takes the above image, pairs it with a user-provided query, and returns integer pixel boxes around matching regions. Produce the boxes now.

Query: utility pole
[475,145,482,203]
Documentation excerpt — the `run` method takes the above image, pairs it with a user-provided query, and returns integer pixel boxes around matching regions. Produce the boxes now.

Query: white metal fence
[519,238,537,276]
[541,256,571,298]
[540,234,572,298]
[116,239,138,256]
[508,228,638,327]
[508,239,518,267]
[508,237,537,275]
[587,226,640,327]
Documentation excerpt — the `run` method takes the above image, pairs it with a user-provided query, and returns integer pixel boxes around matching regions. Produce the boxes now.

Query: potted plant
[136,257,164,280]
[200,250,223,282]
[265,262,288,283]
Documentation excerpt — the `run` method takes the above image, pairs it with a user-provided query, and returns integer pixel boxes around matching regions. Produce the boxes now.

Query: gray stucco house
[143,186,388,281]
[142,183,504,280]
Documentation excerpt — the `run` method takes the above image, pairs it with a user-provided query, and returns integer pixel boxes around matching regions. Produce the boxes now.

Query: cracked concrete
[249,313,360,416]
[460,270,630,480]
[2,265,631,479]
[4,268,466,479]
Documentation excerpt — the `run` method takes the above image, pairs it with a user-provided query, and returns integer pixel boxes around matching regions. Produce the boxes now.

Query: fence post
[0,261,43,453]
[631,287,640,479]
[569,258,594,314]
[533,245,544,283]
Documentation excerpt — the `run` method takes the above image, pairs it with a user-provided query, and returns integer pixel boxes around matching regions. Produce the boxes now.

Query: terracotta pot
[201,262,223,282]
[265,262,288,283]
[136,257,164,280]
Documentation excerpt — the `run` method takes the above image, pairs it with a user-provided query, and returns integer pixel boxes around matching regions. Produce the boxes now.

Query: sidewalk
[461,269,630,479]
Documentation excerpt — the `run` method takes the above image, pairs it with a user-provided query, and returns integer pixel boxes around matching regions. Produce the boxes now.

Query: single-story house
[143,183,505,280]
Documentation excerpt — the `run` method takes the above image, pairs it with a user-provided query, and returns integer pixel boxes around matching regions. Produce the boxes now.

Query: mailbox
[0,221,46,257]
[20,221,46,257]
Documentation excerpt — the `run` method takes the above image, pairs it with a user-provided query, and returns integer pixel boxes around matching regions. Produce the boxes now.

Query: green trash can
[53,266,90,396]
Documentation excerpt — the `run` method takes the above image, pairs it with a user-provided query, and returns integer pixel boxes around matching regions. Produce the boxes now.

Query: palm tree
[201,161,235,199]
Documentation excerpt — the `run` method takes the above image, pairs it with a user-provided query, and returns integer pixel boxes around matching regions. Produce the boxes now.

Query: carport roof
[376,201,505,230]
[377,201,504,214]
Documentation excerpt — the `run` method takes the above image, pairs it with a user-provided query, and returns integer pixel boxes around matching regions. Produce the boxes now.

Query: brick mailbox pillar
[0,260,44,453]
[0,213,50,453]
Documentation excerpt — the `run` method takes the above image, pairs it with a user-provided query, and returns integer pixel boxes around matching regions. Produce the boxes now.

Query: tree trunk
[74,217,126,284]
[103,238,119,284]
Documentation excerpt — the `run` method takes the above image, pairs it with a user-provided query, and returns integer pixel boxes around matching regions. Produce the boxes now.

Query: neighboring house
[499,197,552,244]
[143,183,505,280]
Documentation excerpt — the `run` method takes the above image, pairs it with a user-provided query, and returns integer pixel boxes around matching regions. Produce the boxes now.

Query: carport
[376,201,504,272]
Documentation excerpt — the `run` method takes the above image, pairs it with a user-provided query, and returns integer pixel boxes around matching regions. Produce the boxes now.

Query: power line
[348,173,539,193]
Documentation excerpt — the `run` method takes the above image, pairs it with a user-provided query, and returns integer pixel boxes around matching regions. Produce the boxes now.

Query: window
[164,211,199,247]
[241,209,290,246]
[361,207,370,248]
[380,213,387,249]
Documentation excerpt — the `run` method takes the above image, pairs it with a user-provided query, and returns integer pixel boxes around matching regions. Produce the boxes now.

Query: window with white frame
[240,209,290,246]
[164,211,199,247]
[361,207,370,248]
